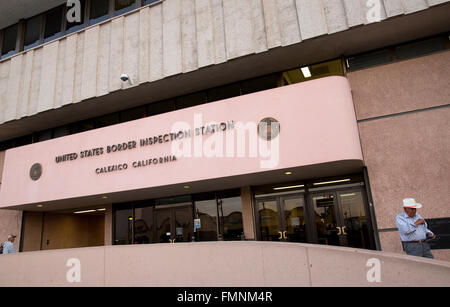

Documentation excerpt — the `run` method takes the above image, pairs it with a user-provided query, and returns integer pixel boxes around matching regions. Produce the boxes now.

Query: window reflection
[24,16,42,50]
[1,24,18,58]
[195,198,218,242]
[89,0,110,25]
[115,0,137,16]
[44,6,64,42]
[134,206,153,244]
[219,196,243,241]
[114,207,133,245]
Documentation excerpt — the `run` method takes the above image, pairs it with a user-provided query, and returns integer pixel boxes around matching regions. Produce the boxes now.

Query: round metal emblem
[258,117,280,141]
[30,163,42,181]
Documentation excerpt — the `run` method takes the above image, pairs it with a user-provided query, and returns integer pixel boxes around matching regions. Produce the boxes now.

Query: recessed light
[301,67,312,78]
[102,196,108,199]
[184,185,190,189]
[285,171,292,175]
[37,205,43,208]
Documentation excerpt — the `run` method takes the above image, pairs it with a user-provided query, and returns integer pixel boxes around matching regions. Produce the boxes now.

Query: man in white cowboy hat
[396,198,435,258]
[2,234,17,254]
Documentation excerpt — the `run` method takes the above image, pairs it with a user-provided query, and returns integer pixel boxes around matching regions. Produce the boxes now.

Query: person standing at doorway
[2,234,17,254]
[396,198,435,259]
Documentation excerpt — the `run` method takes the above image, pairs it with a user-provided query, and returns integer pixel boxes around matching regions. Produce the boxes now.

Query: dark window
[120,106,146,123]
[396,37,446,60]
[44,6,64,42]
[115,0,137,16]
[114,206,133,245]
[89,0,110,25]
[346,49,393,72]
[134,204,154,244]
[207,83,241,103]
[35,130,53,143]
[53,126,71,139]
[217,190,243,241]
[241,74,279,95]
[176,92,207,110]
[66,0,86,34]
[72,120,94,134]
[194,193,218,242]
[14,135,33,148]
[94,113,120,128]
[1,24,18,58]
[0,140,14,151]
[147,100,176,117]
[24,16,43,50]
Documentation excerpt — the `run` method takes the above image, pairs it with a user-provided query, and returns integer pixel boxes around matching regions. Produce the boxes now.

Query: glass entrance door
[337,190,372,249]
[257,194,308,243]
[256,188,374,249]
[309,188,372,248]
[155,203,193,243]
[310,193,342,246]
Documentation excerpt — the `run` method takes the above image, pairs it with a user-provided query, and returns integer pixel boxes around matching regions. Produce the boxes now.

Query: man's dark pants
[402,242,434,259]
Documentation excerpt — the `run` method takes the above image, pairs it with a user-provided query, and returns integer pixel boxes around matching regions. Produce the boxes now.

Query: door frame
[254,192,309,242]
[153,203,194,243]
[254,185,376,249]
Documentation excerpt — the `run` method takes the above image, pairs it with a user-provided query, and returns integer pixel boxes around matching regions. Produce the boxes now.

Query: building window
[176,92,207,110]
[35,130,53,143]
[345,34,449,72]
[241,74,279,95]
[44,6,64,43]
[194,193,219,242]
[120,106,146,123]
[94,113,120,129]
[89,0,110,25]
[66,0,86,34]
[217,190,243,241]
[24,15,43,50]
[1,24,18,59]
[147,100,176,117]
[207,83,241,103]
[346,50,393,72]
[115,0,137,16]
[395,36,447,61]
[114,206,133,245]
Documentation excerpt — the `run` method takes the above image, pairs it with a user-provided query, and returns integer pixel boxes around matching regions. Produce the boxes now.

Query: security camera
[120,73,129,82]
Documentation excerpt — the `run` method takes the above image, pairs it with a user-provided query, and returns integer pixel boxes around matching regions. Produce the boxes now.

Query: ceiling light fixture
[273,184,304,191]
[301,67,312,78]
[74,210,96,214]
[313,179,351,186]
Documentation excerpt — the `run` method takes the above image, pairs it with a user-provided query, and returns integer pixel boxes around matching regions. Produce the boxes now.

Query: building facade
[0,0,449,261]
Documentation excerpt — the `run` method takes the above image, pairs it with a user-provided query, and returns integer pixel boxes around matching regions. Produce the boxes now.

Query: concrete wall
[0,0,448,126]
[348,51,450,261]
[0,242,449,286]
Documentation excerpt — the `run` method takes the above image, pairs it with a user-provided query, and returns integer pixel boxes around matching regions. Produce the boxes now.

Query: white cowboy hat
[403,198,422,209]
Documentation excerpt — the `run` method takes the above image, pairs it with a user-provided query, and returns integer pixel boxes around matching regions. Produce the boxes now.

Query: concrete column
[104,204,113,246]
[241,186,255,240]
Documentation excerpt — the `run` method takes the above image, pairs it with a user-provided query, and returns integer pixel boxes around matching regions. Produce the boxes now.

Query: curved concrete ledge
[0,242,449,287]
